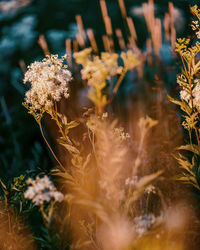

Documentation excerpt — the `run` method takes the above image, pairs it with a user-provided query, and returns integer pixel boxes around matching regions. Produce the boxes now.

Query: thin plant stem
[106,68,127,105]
[54,102,66,139]
[112,68,127,94]
[53,102,73,145]
[97,105,103,116]
[180,55,189,79]
[195,127,200,153]
[188,70,194,109]
[39,122,65,172]
[40,204,48,226]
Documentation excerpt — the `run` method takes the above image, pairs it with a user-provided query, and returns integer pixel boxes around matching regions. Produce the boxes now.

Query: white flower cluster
[24,175,64,206]
[125,176,138,186]
[24,54,72,111]
[133,213,156,238]
[144,184,156,194]
[179,77,200,111]
[114,127,130,141]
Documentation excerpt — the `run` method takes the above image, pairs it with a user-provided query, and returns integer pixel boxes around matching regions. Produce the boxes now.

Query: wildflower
[24,175,64,206]
[121,50,140,70]
[73,47,92,66]
[23,54,72,112]
[114,127,130,141]
[74,49,128,112]
[101,52,123,75]
[80,52,122,86]
[125,176,138,186]
[182,112,198,130]
[180,89,190,103]
[81,57,108,85]
[145,184,156,194]
[102,112,108,120]
[133,213,156,238]
[193,82,200,109]
[180,79,200,111]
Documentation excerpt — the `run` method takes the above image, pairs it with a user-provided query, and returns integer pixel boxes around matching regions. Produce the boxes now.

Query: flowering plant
[170,5,200,190]
[2,0,198,249]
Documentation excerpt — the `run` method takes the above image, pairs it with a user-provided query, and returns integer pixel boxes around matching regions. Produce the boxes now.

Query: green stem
[39,122,65,172]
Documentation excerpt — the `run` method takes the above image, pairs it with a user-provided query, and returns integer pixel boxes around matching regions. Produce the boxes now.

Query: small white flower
[24,175,64,206]
[145,184,156,194]
[125,176,138,186]
[180,90,190,103]
[114,127,130,141]
[133,213,156,238]
[23,54,72,112]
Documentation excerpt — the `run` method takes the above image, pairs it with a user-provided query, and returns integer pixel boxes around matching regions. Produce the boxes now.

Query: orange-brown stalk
[126,17,137,41]
[115,29,126,50]
[73,40,79,52]
[102,35,110,52]
[118,0,127,18]
[75,14,86,41]
[65,38,72,68]
[164,13,171,42]
[104,16,113,36]
[87,29,99,53]
[38,34,50,55]
[100,0,108,21]
[76,33,85,48]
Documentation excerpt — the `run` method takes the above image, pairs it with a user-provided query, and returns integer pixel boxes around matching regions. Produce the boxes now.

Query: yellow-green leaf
[60,142,80,154]
[176,144,200,155]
